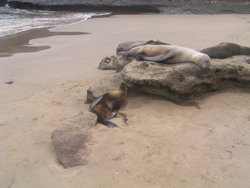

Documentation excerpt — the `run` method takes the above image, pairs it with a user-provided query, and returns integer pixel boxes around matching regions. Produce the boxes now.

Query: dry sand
[0,14,250,188]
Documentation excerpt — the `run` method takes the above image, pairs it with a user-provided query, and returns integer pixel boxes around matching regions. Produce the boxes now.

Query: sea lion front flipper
[139,50,175,62]
[99,119,118,128]
[89,95,103,111]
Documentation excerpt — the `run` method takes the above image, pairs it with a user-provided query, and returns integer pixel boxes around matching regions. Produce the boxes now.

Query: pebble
[4,80,13,85]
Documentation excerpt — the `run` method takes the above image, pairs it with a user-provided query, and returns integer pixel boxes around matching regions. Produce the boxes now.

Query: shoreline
[1,14,250,188]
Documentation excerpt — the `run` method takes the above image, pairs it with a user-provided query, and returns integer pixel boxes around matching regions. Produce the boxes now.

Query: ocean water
[0,5,110,37]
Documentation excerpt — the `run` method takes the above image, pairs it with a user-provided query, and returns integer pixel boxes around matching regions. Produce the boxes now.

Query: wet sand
[0,28,88,57]
[0,14,250,188]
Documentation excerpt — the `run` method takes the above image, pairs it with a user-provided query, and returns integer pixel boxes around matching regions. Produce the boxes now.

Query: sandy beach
[1,14,250,188]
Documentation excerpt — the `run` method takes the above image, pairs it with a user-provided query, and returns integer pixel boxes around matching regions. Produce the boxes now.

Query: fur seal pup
[89,83,128,128]
[127,44,211,69]
[200,43,250,59]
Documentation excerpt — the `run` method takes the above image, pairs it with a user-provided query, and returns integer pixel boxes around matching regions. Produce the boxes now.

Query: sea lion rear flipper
[99,119,118,128]
[241,46,250,55]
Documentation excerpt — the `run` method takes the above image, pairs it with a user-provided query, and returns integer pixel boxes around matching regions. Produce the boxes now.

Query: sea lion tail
[99,118,118,128]
[240,46,250,55]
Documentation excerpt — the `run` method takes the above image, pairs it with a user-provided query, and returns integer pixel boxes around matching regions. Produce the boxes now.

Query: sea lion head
[197,53,211,70]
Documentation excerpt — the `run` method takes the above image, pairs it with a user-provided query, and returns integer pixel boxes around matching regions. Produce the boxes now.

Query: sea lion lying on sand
[200,42,250,59]
[89,83,128,128]
[126,44,211,70]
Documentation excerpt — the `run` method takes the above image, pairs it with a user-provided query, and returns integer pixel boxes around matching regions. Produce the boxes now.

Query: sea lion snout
[198,54,211,70]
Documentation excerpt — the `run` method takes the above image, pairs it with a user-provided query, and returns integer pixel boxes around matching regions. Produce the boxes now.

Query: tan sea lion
[89,83,128,128]
[127,44,211,69]
[200,43,250,59]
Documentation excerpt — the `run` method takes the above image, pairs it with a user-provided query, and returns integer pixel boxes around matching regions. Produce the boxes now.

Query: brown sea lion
[89,83,128,128]
[200,42,250,59]
[127,44,211,70]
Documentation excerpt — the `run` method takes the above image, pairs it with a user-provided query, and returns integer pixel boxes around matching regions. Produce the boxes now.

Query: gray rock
[86,73,123,103]
[98,56,116,70]
[4,79,13,85]
[51,111,97,168]
[121,56,250,103]
[112,55,132,72]
[98,55,135,72]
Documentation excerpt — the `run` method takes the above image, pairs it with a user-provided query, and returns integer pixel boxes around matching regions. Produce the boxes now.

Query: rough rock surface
[98,56,116,70]
[51,112,97,168]
[6,0,250,14]
[112,55,132,72]
[98,55,131,72]
[121,56,250,102]
[86,73,123,103]
[51,127,90,168]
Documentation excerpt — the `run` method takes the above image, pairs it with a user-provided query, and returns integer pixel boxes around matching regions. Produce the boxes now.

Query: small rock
[98,56,116,70]
[86,73,123,103]
[4,79,13,85]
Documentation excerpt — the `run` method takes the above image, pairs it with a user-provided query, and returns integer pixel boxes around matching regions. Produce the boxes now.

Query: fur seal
[127,44,211,69]
[200,43,250,59]
[89,83,128,128]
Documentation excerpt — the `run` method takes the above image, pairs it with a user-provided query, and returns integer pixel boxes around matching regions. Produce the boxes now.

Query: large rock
[51,127,91,168]
[51,112,97,168]
[121,56,250,103]
[6,0,250,14]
